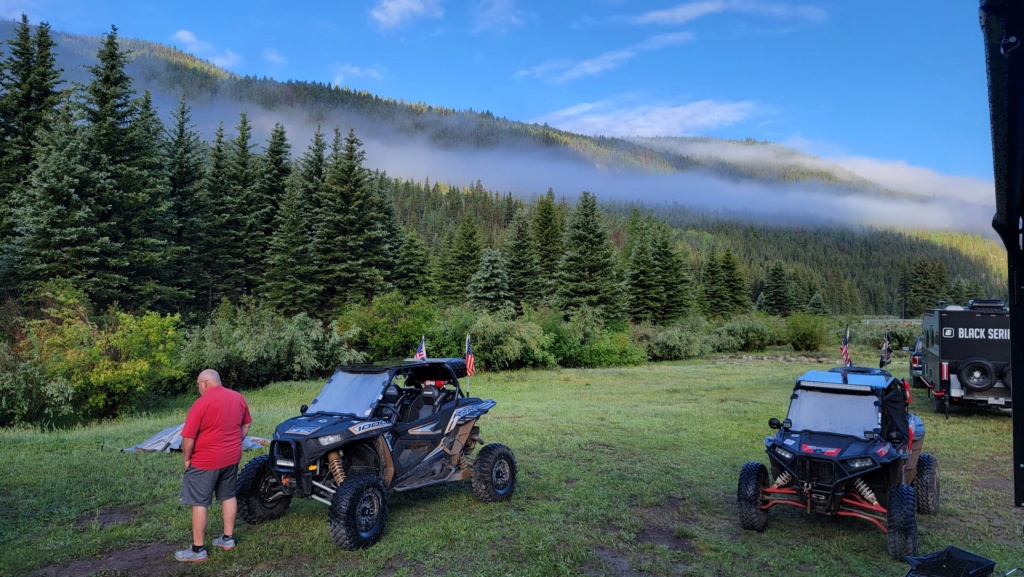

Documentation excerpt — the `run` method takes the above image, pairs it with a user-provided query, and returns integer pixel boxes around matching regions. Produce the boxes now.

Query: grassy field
[1,352,1022,576]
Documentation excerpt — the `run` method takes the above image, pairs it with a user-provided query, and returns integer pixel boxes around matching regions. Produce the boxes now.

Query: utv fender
[957,358,995,392]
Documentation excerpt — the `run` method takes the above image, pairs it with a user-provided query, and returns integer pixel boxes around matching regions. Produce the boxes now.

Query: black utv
[236,358,517,550]
[737,366,939,560]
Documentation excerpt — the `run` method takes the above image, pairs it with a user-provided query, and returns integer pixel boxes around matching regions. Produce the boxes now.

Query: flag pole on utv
[465,333,475,398]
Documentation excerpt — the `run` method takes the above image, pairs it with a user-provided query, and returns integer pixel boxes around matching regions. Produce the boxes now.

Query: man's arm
[240,423,250,439]
[181,437,195,471]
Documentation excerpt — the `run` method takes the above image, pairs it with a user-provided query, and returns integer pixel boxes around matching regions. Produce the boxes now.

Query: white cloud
[632,0,826,25]
[833,157,994,206]
[534,99,756,137]
[171,29,241,69]
[472,0,524,33]
[332,64,386,88]
[370,0,443,28]
[514,32,692,83]
[263,48,287,65]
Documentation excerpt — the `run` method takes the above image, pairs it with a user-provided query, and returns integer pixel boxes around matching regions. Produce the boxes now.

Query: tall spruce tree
[650,221,694,323]
[0,15,63,247]
[468,248,514,314]
[504,208,542,309]
[625,224,664,323]
[264,173,320,316]
[80,27,174,310]
[532,188,563,298]
[250,122,291,292]
[163,96,205,310]
[435,217,482,304]
[700,252,729,317]
[762,261,798,316]
[392,231,434,300]
[720,248,750,315]
[555,191,622,320]
[6,97,114,297]
[196,124,238,310]
[229,111,259,295]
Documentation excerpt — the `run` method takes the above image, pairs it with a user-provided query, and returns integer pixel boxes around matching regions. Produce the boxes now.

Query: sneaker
[212,536,235,550]
[175,546,207,562]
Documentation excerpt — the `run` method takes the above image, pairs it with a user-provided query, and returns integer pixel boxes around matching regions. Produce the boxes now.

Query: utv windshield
[786,389,880,438]
[306,370,390,419]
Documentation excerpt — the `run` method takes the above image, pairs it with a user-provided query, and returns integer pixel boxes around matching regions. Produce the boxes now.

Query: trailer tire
[957,358,995,392]
[1000,363,1012,391]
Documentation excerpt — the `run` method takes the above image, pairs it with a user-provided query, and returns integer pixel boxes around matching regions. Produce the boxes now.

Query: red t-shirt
[182,385,252,470]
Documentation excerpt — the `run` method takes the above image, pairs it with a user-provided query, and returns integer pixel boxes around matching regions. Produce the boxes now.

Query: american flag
[879,330,892,368]
[414,335,427,360]
[465,333,475,376]
[841,326,851,366]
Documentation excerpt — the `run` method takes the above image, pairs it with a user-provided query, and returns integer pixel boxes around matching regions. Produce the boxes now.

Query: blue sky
[0,0,996,190]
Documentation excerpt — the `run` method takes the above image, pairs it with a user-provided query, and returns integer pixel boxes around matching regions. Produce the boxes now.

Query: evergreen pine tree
[650,220,694,323]
[196,123,238,310]
[504,208,542,309]
[435,217,482,304]
[532,188,563,299]
[700,252,729,317]
[6,97,115,297]
[392,231,434,300]
[264,174,320,316]
[229,110,259,295]
[250,122,291,293]
[625,222,663,323]
[163,96,206,310]
[0,15,63,246]
[761,261,798,316]
[468,248,514,314]
[555,191,622,320]
[806,292,830,315]
[720,248,750,315]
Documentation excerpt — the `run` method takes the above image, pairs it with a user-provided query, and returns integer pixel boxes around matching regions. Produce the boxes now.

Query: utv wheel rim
[356,490,382,536]
[492,457,512,494]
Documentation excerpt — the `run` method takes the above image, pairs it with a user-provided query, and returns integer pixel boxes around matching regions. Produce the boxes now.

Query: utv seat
[403,387,438,422]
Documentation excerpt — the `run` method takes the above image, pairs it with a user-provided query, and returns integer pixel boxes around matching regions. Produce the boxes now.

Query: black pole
[980,0,1024,508]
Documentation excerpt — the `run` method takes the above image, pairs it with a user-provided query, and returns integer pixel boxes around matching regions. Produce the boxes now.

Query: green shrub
[529,306,646,368]
[856,320,921,351]
[787,314,830,352]
[338,292,441,361]
[714,313,776,353]
[5,283,185,421]
[428,304,478,359]
[180,299,361,389]
[647,317,715,361]
[468,314,555,370]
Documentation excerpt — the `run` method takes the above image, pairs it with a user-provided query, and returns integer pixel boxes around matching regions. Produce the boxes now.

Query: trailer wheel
[1000,364,1012,391]
[957,358,995,392]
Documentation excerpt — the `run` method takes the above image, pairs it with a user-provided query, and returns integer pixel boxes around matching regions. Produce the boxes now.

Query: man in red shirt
[175,369,252,562]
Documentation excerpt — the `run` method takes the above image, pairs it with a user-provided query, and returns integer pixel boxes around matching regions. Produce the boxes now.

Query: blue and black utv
[737,366,939,560]
[236,358,516,550]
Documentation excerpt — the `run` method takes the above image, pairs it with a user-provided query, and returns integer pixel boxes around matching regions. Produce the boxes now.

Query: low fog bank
[366,136,999,237]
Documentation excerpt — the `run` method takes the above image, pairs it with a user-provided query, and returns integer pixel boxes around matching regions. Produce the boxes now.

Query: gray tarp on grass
[123,424,270,453]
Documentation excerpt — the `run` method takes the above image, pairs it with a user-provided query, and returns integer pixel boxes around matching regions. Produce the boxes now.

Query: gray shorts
[179,464,239,507]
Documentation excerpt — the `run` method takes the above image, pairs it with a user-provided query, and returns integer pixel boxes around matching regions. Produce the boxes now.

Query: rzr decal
[348,420,390,435]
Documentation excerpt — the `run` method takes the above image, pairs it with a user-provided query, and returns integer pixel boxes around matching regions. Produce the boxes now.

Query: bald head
[197,369,222,395]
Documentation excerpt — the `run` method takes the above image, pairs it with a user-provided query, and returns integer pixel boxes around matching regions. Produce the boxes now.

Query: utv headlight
[275,459,294,468]
[317,434,343,446]
[772,446,795,461]
[845,457,874,469]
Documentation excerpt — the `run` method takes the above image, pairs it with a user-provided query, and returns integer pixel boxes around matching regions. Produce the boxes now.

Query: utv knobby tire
[472,443,517,502]
[886,484,918,560]
[737,462,769,531]
[328,474,388,550]
[236,455,292,524]
[913,454,940,515]
[958,358,995,392]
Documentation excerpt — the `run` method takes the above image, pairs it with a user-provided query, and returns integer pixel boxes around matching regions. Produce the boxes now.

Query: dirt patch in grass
[251,554,314,575]
[635,496,698,553]
[75,506,136,528]
[590,546,642,577]
[30,542,183,577]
